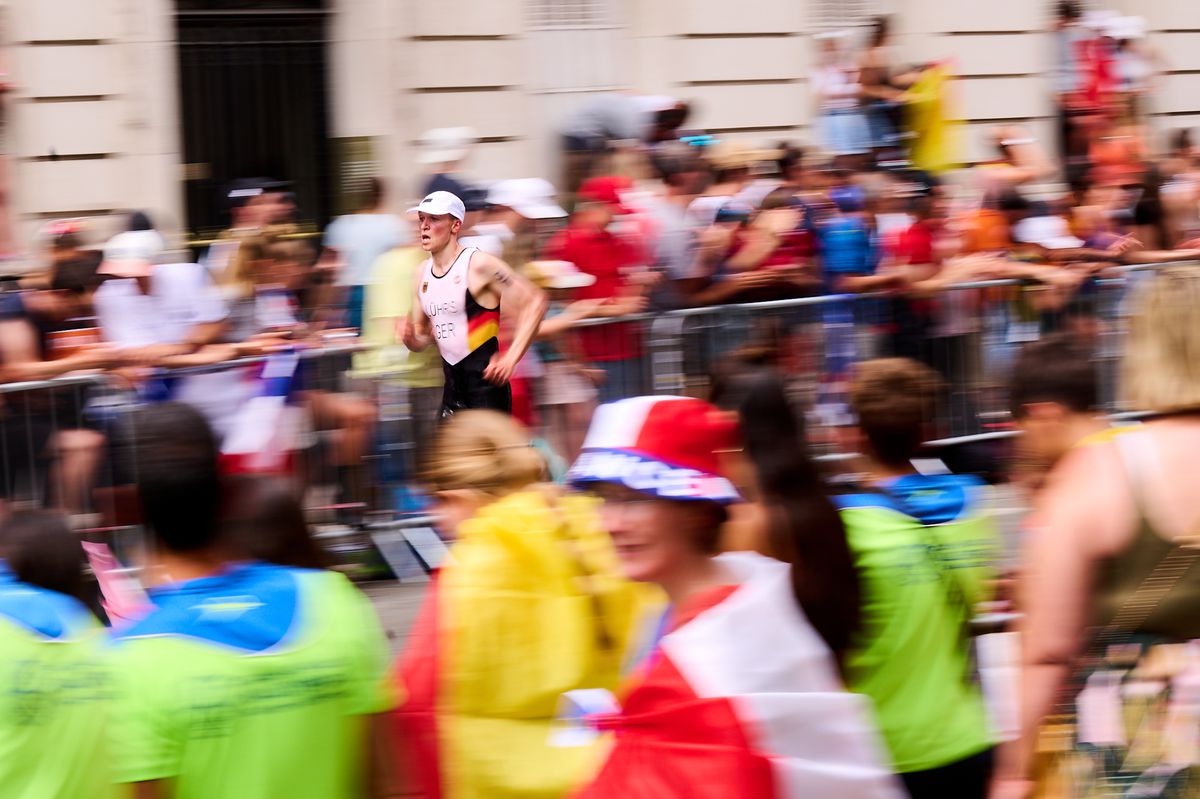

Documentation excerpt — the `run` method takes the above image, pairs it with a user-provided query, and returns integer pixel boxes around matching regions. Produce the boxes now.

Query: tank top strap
[1095,429,1200,639]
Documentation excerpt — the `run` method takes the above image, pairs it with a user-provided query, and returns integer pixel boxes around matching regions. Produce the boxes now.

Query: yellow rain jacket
[397,487,652,799]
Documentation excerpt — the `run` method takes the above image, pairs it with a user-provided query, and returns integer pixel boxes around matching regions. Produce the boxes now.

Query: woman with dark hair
[709,364,862,663]
[223,474,328,570]
[2,509,87,600]
[0,510,117,797]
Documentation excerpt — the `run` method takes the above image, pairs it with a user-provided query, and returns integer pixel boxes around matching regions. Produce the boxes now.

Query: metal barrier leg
[649,316,686,396]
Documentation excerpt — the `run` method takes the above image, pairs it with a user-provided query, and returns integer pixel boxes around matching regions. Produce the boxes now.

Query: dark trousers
[900,747,994,799]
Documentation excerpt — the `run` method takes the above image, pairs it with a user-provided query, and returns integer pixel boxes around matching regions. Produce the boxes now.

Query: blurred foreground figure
[568,396,903,799]
[1007,333,1108,493]
[0,510,117,798]
[996,266,1200,797]
[108,402,394,799]
[836,359,1000,797]
[394,410,643,799]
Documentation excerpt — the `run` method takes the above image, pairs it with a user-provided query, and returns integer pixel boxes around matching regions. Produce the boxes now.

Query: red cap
[578,176,633,215]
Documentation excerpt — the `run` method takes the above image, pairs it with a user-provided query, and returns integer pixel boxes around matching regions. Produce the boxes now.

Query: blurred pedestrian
[709,364,863,667]
[0,509,118,798]
[109,402,395,798]
[0,254,111,513]
[858,16,905,157]
[399,191,548,416]
[1051,1,1088,166]
[569,396,903,799]
[643,145,709,307]
[813,33,871,159]
[394,409,643,799]
[995,266,1200,797]
[525,259,605,461]
[460,177,567,261]
[206,177,291,280]
[323,177,407,331]
[559,92,653,198]
[417,127,479,201]
[836,359,1001,798]
[1006,333,1107,493]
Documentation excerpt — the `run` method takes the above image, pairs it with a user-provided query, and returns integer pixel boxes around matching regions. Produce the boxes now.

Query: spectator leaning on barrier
[108,402,396,798]
[221,232,377,505]
[93,229,255,443]
[322,177,407,332]
[460,177,567,263]
[205,177,291,280]
[93,231,230,366]
[0,254,111,513]
[525,258,607,461]
[543,175,650,402]
[644,144,709,308]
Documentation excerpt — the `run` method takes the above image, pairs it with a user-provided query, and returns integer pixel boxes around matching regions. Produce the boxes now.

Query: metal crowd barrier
[549,264,1181,449]
[0,264,1185,589]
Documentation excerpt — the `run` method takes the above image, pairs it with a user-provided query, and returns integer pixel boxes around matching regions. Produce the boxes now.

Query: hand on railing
[598,295,647,317]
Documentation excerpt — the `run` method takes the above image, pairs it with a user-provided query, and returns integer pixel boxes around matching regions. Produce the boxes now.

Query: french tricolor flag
[219,350,301,475]
[576,552,905,799]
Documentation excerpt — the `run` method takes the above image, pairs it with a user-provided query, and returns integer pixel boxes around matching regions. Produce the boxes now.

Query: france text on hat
[568,396,742,504]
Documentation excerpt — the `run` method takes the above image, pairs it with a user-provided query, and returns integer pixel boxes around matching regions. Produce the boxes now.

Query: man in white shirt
[93,237,244,438]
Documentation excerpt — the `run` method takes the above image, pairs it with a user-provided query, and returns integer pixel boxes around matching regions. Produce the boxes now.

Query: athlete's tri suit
[420,246,512,415]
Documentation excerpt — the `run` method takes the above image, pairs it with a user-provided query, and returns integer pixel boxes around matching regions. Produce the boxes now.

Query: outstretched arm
[471,252,548,385]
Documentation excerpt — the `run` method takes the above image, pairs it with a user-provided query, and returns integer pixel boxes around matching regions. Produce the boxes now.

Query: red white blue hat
[568,396,742,504]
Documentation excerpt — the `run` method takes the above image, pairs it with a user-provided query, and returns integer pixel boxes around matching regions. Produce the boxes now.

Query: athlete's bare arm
[399,264,434,352]
[468,250,548,385]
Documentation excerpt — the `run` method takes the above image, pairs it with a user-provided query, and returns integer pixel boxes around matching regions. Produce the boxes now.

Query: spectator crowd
[3,6,1200,798]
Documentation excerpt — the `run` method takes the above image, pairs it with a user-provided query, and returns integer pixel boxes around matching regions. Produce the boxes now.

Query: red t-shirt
[543,225,644,361]
[894,219,935,265]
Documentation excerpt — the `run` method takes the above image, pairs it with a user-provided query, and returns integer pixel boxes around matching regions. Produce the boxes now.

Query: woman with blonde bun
[393,410,646,799]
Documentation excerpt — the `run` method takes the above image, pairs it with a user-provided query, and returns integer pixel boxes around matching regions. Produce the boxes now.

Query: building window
[527,0,622,92]
[527,0,613,31]
[810,0,886,33]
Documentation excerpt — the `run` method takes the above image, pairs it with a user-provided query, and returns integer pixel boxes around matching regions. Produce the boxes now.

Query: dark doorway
[176,0,331,239]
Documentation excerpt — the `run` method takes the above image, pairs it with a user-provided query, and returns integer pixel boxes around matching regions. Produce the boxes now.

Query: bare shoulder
[1033,435,1136,558]
[467,248,507,273]
[468,248,519,287]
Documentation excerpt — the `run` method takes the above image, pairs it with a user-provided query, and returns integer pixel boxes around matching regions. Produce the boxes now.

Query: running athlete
[399,191,547,415]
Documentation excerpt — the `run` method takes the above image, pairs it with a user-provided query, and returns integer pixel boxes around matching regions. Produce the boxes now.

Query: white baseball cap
[486,178,566,220]
[408,191,466,221]
[99,229,165,278]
